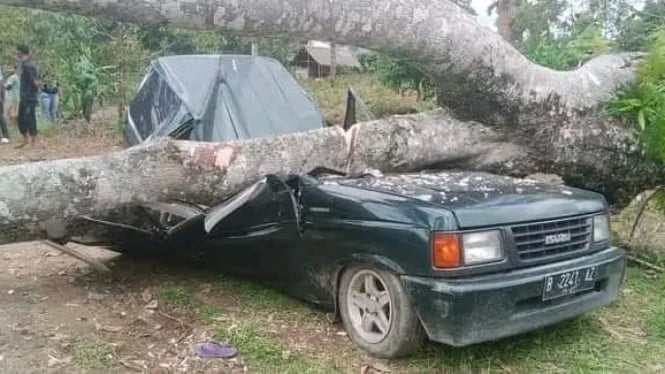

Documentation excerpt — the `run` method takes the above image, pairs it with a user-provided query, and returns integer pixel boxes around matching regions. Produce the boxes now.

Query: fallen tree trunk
[0,126,346,244]
[0,111,522,245]
[1,0,661,206]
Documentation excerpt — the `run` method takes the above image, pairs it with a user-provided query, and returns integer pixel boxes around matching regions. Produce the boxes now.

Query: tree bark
[0,1,661,211]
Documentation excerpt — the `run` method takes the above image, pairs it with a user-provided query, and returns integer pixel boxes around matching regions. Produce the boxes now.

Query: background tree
[616,0,665,51]
[489,0,520,44]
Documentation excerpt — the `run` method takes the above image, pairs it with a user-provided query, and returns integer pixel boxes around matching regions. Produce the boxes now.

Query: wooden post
[330,42,337,78]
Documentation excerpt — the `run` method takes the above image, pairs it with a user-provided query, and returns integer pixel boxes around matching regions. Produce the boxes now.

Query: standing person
[40,79,59,123]
[0,74,10,143]
[39,82,49,121]
[16,44,39,148]
[4,65,20,125]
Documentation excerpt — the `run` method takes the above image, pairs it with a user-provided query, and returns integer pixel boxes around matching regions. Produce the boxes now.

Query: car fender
[337,253,407,294]
[330,253,407,286]
[345,253,407,274]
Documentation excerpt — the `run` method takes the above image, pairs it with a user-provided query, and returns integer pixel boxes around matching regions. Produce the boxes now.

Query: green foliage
[511,0,612,71]
[136,26,298,67]
[359,53,436,101]
[608,28,665,164]
[301,74,423,124]
[526,24,611,69]
[0,7,120,120]
[527,38,573,70]
[584,0,635,38]
[513,0,567,49]
[617,0,665,51]
[62,50,117,121]
[0,6,297,121]
[508,0,642,69]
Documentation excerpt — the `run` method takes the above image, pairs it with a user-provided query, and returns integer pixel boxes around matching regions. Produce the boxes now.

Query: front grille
[511,216,592,261]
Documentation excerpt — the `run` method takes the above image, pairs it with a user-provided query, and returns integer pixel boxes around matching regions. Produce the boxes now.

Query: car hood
[333,171,606,228]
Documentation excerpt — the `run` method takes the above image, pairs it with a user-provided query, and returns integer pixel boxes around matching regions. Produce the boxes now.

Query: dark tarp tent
[76,55,375,250]
[124,54,327,146]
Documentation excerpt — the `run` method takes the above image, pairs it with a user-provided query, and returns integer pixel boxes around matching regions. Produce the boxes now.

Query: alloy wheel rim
[346,269,393,344]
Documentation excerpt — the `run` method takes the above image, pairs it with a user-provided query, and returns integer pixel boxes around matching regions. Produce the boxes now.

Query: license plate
[542,266,597,301]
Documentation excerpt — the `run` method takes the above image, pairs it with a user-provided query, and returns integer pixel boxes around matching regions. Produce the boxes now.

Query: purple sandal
[195,341,238,359]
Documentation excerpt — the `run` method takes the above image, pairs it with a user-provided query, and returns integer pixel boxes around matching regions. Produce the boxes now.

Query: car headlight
[462,230,503,265]
[593,214,610,242]
[432,230,504,269]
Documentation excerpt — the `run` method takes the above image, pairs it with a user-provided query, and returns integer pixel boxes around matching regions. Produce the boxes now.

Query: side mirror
[265,174,290,193]
[342,87,375,130]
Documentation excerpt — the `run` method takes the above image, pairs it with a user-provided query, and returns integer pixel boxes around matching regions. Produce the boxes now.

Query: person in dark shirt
[16,43,39,147]
[0,75,10,143]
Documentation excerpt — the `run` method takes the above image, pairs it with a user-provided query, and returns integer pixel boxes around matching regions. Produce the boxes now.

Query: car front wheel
[339,267,425,358]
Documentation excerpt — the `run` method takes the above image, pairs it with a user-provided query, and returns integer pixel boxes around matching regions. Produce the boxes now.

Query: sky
[471,0,497,30]
[471,0,647,31]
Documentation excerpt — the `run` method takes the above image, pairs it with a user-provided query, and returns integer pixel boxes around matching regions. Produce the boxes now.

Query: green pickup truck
[78,54,626,359]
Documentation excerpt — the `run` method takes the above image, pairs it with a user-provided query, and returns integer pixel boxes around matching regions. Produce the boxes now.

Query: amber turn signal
[432,233,461,268]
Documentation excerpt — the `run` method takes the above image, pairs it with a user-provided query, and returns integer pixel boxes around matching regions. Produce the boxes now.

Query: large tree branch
[0,112,523,245]
[0,0,641,118]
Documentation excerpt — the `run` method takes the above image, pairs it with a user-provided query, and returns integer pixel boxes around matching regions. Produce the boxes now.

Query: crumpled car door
[198,175,301,280]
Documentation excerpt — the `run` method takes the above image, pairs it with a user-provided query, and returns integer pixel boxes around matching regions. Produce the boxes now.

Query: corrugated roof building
[294,41,361,79]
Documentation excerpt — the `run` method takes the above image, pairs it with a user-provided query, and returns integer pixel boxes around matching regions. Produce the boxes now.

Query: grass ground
[150,266,665,374]
[0,243,662,373]
[73,339,117,370]
[300,74,437,125]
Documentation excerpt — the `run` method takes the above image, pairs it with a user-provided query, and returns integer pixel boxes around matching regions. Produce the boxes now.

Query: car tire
[339,266,426,358]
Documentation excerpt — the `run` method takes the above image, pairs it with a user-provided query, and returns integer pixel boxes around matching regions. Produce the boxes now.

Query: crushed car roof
[321,171,599,206]
[125,54,327,145]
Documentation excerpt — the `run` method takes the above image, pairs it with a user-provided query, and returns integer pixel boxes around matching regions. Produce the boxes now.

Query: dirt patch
[0,242,386,373]
[0,244,246,373]
[0,108,123,166]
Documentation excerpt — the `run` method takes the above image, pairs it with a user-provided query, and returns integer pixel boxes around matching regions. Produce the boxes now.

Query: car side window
[207,176,298,235]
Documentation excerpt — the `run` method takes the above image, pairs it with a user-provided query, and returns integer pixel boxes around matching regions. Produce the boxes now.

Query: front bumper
[402,246,627,347]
